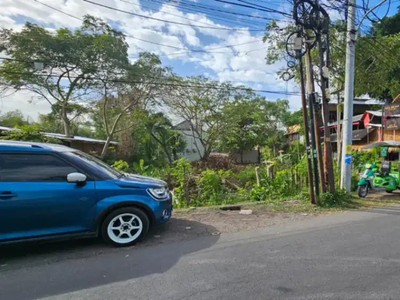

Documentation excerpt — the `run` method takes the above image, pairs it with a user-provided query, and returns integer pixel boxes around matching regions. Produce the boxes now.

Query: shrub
[251,185,271,201]
[112,160,130,172]
[170,158,193,208]
[0,125,61,144]
[231,166,257,189]
[195,169,231,206]
[316,189,352,207]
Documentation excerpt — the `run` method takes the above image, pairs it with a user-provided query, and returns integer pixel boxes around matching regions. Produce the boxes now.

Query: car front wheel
[101,207,149,247]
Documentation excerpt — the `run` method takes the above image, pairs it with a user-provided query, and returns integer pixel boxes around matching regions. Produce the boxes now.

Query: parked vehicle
[0,140,172,246]
[357,141,400,197]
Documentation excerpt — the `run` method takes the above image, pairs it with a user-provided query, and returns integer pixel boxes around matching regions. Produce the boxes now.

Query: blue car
[0,140,172,247]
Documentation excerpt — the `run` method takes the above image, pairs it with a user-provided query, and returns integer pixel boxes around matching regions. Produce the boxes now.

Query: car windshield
[65,151,123,179]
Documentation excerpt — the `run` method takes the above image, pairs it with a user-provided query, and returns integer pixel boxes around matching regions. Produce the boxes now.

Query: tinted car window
[64,151,121,179]
[0,153,78,182]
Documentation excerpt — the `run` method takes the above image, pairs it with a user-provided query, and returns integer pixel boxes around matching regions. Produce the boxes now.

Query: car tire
[101,207,150,247]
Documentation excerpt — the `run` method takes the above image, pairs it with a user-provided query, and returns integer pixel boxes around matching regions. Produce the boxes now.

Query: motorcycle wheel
[358,184,368,198]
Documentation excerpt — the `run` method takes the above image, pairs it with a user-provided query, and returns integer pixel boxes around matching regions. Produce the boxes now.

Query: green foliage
[0,125,61,144]
[0,15,129,137]
[0,110,29,127]
[170,158,193,208]
[195,169,231,206]
[355,33,400,100]
[370,8,400,36]
[133,159,151,175]
[145,112,186,165]
[163,75,242,160]
[218,97,288,157]
[112,160,130,173]
[231,166,257,189]
[352,148,381,172]
[317,189,352,208]
[250,167,303,201]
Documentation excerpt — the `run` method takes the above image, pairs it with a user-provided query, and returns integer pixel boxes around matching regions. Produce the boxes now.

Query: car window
[64,151,121,179]
[0,153,78,182]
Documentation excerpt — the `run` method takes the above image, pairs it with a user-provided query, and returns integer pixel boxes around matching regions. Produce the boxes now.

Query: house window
[329,111,337,123]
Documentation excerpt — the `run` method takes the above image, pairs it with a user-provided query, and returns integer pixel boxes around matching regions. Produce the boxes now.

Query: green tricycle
[357,141,400,198]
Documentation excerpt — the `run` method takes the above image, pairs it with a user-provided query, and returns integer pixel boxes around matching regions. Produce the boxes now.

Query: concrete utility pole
[340,0,356,190]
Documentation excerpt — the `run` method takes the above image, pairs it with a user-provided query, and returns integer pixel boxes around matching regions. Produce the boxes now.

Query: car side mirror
[67,172,87,184]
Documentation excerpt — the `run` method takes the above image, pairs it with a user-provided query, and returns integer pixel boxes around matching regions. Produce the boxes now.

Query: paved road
[2,206,400,300]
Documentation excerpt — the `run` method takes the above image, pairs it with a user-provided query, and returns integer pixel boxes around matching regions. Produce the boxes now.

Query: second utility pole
[341,0,357,190]
[304,43,324,195]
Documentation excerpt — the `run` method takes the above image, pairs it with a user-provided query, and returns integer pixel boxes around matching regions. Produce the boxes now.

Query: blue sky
[0,0,398,120]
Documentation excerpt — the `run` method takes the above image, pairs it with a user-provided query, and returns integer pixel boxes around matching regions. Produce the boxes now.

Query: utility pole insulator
[294,37,303,49]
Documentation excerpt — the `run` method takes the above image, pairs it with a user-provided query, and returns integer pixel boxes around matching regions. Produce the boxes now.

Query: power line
[33,0,264,55]
[130,0,272,28]
[210,0,292,17]
[155,0,281,22]
[82,0,266,31]
[0,70,300,96]
[118,0,263,29]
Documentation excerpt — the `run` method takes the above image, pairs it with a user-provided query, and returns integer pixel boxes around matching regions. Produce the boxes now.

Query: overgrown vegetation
[0,13,393,213]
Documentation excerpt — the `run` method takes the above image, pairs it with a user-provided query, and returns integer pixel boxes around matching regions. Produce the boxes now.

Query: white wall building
[174,120,205,162]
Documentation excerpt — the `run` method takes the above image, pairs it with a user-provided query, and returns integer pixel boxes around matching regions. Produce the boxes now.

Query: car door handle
[0,191,18,199]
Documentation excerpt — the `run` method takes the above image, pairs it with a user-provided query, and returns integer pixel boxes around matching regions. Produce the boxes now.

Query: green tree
[370,8,400,36]
[146,112,186,165]
[0,15,129,137]
[164,76,243,160]
[218,97,289,163]
[282,109,303,127]
[38,110,94,138]
[354,9,400,100]
[0,110,29,127]
[93,52,169,159]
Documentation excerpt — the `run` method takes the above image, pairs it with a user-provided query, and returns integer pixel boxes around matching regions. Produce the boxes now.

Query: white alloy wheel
[107,213,143,245]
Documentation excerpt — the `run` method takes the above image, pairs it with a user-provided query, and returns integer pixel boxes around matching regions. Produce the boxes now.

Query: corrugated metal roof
[0,126,118,145]
[327,114,364,127]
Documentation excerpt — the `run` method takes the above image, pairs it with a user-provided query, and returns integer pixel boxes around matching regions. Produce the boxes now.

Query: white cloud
[0,91,52,121]
[0,0,301,114]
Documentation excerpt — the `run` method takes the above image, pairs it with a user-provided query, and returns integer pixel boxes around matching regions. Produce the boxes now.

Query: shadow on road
[0,218,220,300]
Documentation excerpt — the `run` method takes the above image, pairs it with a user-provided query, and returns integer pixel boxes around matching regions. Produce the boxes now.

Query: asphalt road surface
[2,206,400,300]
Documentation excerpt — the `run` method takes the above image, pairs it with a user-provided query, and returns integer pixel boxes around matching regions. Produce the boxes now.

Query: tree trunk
[100,113,124,160]
[100,134,113,160]
[61,106,72,138]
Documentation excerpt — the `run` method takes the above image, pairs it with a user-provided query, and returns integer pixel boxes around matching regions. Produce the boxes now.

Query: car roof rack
[0,140,44,148]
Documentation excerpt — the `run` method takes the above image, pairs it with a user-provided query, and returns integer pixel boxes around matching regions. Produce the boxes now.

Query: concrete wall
[231,149,260,164]
[180,130,205,162]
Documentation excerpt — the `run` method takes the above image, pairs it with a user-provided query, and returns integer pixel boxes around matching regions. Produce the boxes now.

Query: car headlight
[148,187,169,200]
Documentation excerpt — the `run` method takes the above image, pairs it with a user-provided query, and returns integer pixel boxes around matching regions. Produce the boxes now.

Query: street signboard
[384,103,400,116]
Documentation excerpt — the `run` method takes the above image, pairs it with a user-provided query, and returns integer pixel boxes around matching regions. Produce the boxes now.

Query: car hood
[115,173,166,188]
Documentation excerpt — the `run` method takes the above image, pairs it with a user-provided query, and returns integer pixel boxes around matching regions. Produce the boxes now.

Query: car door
[0,152,97,241]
